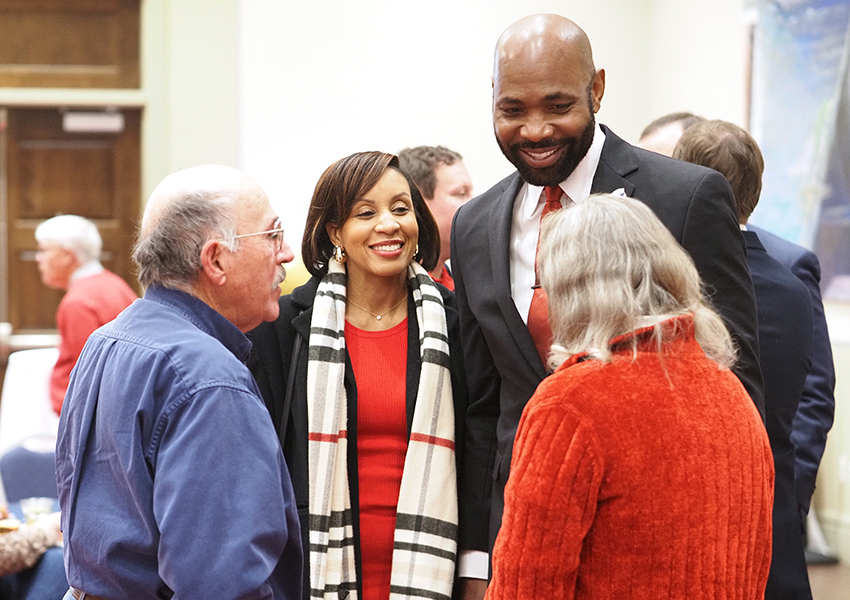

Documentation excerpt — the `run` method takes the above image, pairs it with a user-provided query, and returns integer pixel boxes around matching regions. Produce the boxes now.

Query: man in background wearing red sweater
[35,214,137,414]
[398,145,474,290]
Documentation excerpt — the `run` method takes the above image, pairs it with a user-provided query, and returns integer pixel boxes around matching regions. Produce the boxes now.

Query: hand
[458,578,488,600]
[46,511,62,543]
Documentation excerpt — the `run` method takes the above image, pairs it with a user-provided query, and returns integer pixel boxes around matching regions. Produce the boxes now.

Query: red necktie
[527,186,565,366]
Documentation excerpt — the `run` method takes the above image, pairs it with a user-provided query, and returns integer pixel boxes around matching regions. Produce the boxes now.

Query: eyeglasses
[226,219,285,252]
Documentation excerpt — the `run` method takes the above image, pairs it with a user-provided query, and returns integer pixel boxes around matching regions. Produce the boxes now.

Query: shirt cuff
[457,549,489,579]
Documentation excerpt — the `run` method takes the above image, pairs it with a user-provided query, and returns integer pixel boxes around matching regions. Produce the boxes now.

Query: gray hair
[538,194,735,370]
[35,215,102,263]
[132,191,238,291]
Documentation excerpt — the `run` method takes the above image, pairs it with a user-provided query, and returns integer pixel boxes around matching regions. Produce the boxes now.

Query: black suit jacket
[744,230,814,599]
[451,125,763,553]
[750,224,836,514]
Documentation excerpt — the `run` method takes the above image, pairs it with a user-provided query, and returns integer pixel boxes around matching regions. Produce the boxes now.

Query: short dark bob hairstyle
[302,151,440,277]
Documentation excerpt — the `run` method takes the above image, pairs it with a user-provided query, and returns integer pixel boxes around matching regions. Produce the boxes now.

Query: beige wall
[237,0,750,242]
[0,0,750,221]
[644,0,751,127]
[142,0,239,199]
[818,303,850,557]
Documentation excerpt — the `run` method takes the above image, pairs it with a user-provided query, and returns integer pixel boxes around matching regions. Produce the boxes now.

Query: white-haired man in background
[35,215,137,414]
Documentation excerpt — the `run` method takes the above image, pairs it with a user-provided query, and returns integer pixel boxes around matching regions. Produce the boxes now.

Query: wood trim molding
[0,0,140,89]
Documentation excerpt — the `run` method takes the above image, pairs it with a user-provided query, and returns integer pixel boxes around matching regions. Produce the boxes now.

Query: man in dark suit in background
[749,225,836,525]
[639,110,837,560]
[675,120,814,599]
[451,14,763,598]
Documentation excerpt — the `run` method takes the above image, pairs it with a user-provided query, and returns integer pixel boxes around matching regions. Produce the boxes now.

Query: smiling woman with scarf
[249,151,467,600]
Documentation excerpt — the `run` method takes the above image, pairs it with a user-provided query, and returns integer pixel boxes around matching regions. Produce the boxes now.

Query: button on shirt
[510,123,606,321]
[56,286,302,600]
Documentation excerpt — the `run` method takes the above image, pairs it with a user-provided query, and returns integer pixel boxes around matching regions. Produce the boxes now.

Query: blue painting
[749,0,850,298]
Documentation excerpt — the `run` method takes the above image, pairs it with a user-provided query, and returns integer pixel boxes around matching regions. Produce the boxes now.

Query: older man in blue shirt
[56,165,302,600]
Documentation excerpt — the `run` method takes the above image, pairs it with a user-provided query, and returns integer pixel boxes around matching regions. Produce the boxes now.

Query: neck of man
[429,258,447,281]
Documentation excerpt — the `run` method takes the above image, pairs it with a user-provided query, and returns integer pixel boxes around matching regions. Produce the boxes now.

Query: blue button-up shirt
[56,286,302,600]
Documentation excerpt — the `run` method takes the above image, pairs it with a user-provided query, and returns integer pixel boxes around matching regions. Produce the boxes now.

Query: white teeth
[372,243,402,251]
[524,147,558,158]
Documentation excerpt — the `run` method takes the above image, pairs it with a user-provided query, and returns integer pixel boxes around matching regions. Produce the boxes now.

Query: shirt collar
[70,261,104,283]
[558,312,699,370]
[143,286,253,362]
[523,122,606,219]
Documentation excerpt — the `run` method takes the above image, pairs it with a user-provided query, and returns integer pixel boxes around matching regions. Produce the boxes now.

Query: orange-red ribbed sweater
[486,317,774,600]
[345,319,408,600]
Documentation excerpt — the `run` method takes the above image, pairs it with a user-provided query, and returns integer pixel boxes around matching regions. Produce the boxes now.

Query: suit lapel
[489,173,547,379]
[591,125,638,197]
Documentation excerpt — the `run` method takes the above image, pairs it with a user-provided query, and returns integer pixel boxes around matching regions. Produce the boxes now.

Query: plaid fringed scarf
[307,259,458,600]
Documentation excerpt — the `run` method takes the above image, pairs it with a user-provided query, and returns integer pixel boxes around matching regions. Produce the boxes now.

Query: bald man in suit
[451,15,762,597]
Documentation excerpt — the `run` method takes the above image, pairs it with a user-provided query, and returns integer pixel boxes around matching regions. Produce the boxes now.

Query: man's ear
[590,68,605,113]
[199,239,228,286]
[58,248,81,271]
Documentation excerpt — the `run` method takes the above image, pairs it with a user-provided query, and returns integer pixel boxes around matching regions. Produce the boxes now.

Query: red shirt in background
[51,269,137,414]
[432,265,454,291]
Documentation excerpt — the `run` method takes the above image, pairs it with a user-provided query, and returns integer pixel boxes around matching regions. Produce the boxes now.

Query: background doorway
[1,107,141,333]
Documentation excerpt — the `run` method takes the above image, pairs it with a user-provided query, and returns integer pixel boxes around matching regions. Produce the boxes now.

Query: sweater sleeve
[485,398,602,600]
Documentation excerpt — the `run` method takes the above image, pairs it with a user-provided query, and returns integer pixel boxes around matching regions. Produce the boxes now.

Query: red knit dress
[345,318,409,600]
[486,315,774,600]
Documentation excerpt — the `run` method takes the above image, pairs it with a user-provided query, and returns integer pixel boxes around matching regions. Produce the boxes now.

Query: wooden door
[2,107,141,332]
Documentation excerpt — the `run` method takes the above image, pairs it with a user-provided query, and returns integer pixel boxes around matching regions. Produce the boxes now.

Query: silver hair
[538,194,736,370]
[132,191,238,291]
[35,215,102,263]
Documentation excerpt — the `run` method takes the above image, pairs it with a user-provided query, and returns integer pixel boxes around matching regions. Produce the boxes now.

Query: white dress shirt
[458,124,606,581]
[70,260,104,283]
[510,123,606,321]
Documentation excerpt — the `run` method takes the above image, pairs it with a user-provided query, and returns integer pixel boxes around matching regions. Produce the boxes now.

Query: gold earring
[333,245,346,263]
